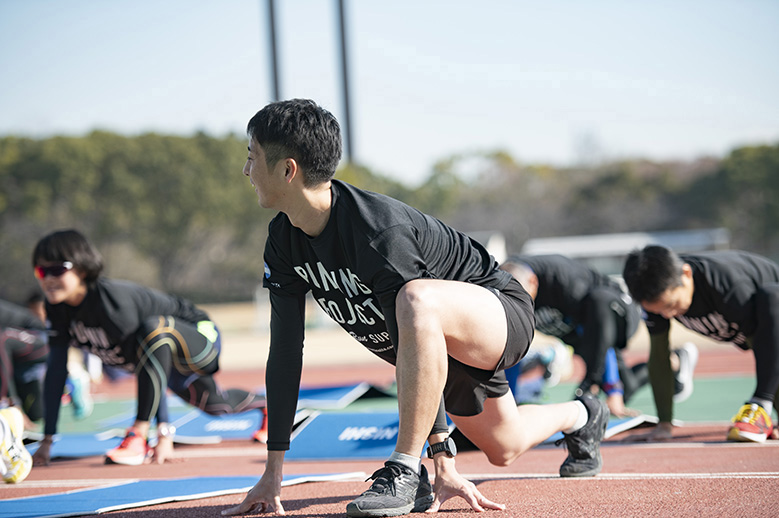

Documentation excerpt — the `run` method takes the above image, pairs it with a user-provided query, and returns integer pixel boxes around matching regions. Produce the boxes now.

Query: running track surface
[5,343,779,518]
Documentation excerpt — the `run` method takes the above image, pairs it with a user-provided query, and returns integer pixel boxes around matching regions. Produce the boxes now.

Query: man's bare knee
[482,445,519,467]
[396,280,439,323]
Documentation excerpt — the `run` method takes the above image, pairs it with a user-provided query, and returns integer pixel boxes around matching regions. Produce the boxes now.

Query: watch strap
[426,437,455,458]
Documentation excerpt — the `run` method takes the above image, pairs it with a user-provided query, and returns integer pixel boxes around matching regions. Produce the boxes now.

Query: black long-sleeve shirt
[262,180,511,450]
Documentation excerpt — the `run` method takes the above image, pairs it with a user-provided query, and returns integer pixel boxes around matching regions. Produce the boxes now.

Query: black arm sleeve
[265,290,306,451]
[577,289,620,388]
[43,345,69,436]
[430,397,449,435]
[155,392,170,424]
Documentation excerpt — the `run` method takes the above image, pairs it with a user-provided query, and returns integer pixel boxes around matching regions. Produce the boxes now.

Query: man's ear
[529,273,539,292]
[681,263,695,296]
[284,158,298,183]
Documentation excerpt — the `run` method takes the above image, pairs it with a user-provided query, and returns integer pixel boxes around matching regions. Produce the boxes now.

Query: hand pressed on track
[221,473,284,516]
[622,421,674,442]
[32,438,52,466]
[606,394,641,418]
[426,457,505,513]
[152,436,174,464]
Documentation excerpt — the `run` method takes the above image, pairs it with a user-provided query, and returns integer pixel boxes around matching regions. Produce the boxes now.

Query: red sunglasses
[34,261,74,280]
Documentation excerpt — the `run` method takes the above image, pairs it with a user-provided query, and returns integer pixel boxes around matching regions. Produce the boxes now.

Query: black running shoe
[558,393,609,477]
[346,461,434,517]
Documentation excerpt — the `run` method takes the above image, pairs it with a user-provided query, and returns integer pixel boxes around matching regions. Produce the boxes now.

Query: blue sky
[1,0,777,186]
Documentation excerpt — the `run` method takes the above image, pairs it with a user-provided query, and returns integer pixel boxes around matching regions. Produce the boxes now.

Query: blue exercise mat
[97,405,262,442]
[287,411,404,461]
[256,382,378,409]
[26,433,118,458]
[26,410,265,458]
[169,408,262,442]
[0,473,366,518]
[286,411,660,461]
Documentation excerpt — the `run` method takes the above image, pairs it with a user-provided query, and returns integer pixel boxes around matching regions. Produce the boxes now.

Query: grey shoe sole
[346,494,434,517]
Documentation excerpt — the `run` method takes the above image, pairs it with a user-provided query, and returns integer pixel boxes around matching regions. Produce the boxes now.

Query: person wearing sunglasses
[30,229,268,466]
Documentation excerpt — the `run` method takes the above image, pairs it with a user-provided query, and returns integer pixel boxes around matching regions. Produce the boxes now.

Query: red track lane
[5,342,778,517]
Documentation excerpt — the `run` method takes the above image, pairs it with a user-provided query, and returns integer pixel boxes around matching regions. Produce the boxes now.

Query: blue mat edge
[0,473,367,518]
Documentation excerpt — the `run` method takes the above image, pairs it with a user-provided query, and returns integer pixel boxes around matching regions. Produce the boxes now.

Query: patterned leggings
[134,316,265,423]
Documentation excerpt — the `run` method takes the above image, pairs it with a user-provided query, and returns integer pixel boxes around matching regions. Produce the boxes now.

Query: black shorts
[442,277,535,416]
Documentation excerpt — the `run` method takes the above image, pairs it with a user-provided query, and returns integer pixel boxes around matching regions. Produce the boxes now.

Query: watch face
[445,437,457,457]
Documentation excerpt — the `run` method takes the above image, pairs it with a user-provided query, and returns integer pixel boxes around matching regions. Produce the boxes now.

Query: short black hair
[32,229,104,284]
[247,99,342,186]
[622,245,684,303]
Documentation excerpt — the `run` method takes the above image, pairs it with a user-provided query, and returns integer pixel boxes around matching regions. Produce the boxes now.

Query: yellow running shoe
[0,407,33,483]
[727,403,773,443]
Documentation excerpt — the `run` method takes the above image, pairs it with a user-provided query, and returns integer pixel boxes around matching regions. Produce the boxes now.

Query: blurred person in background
[30,229,267,466]
[0,298,49,428]
[623,245,779,442]
[500,255,697,418]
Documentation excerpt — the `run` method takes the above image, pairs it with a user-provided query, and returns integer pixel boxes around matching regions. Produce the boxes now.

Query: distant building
[521,228,731,276]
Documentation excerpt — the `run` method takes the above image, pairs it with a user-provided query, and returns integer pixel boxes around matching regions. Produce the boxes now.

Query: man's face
[641,265,694,319]
[243,139,285,209]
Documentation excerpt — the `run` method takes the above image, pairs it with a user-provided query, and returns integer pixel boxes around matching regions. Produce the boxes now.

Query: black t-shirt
[46,278,209,367]
[517,254,623,338]
[42,278,210,435]
[264,180,510,355]
[262,180,511,449]
[643,251,779,347]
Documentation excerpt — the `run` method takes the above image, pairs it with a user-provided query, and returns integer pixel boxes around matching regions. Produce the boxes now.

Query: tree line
[1,131,776,304]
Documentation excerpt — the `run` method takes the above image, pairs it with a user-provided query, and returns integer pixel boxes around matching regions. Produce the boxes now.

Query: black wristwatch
[426,436,457,458]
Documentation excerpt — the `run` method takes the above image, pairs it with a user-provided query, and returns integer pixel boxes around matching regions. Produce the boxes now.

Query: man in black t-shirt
[500,255,698,418]
[623,245,779,443]
[223,100,611,518]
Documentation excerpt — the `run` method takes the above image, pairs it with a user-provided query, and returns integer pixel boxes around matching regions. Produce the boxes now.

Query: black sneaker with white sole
[346,461,434,517]
[558,393,609,477]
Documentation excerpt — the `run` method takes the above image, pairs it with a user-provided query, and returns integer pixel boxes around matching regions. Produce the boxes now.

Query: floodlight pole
[336,0,353,164]
[267,0,281,101]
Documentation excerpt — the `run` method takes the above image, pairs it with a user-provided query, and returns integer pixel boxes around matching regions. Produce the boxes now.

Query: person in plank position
[623,245,779,442]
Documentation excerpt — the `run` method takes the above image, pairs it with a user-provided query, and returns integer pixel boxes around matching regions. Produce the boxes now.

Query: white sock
[388,451,421,475]
[749,398,773,415]
[564,401,589,434]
